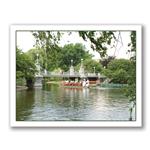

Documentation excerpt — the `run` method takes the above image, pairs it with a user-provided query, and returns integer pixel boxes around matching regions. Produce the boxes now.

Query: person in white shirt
[86,79,89,88]
[82,79,86,87]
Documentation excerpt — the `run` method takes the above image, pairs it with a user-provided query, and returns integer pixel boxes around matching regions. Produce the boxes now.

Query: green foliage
[102,59,134,84]
[100,56,115,68]
[128,31,136,61]
[76,59,102,73]
[26,48,46,71]
[16,71,24,79]
[126,31,136,101]
[26,41,93,72]
[16,47,36,87]
[27,47,61,71]
[125,61,136,101]
[58,43,93,71]
[32,31,62,71]
[107,59,132,71]
[79,31,116,57]
[16,78,26,86]
[32,31,61,50]
[111,69,128,84]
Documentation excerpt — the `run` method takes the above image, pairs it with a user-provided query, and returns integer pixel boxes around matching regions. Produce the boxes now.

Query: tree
[32,31,61,50]
[27,46,62,72]
[126,31,136,101]
[128,31,136,61]
[102,59,134,84]
[33,31,116,58]
[76,58,102,73]
[32,31,117,71]
[27,48,48,72]
[32,31,62,71]
[79,31,116,57]
[16,47,36,88]
[100,56,115,68]
[58,43,93,71]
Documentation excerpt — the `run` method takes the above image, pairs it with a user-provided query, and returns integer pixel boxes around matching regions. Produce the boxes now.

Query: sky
[17,31,132,59]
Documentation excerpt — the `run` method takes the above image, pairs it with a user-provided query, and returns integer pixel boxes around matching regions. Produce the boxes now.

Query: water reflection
[16,89,35,121]
[16,84,135,121]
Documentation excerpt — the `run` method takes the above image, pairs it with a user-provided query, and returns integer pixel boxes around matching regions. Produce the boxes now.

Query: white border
[10,25,142,127]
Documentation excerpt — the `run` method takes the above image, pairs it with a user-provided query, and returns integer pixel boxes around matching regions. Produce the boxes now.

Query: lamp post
[71,59,73,66]
[70,59,74,76]
[93,67,95,74]
[79,59,84,78]
[36,53,41,75]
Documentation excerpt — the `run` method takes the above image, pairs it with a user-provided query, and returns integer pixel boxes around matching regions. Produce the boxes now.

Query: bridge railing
[40,71,103,78]
[35,71,106,78]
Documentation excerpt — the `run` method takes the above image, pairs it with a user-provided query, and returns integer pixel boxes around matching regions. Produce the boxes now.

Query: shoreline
[16,86,28,91]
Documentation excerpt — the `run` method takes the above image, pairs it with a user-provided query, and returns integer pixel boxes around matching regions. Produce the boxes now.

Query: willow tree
[32,31,61,71]
[79,31,116,57]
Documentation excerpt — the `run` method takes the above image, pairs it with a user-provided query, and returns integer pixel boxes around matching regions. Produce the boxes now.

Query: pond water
[16,84,135,121]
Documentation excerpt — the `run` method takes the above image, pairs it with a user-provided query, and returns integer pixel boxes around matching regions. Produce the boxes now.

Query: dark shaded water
[16,84,135,121]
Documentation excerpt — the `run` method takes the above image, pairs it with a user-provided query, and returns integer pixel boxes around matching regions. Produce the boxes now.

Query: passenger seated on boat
[79,82,82,86]
[82,79,86,87]
[63,80,68,86]
[70,80,74,86]
[65,80,69,83]
[72,80,80,86]
[86,79,89,87]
